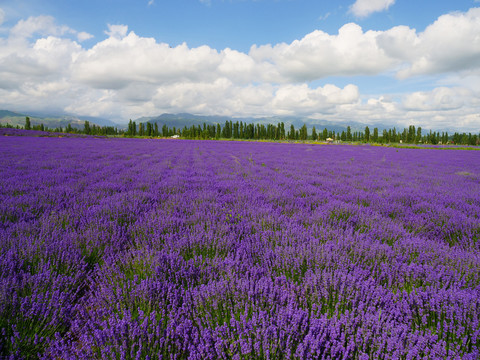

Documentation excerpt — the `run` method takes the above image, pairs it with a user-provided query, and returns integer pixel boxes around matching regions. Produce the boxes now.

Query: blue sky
[1,0,480,131]
[3,0,474,51]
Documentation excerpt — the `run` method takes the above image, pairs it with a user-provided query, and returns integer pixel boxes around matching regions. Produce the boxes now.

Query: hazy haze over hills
[2,109,469,133]
[0,110,117,129]
[137,113,370,133]
[2,109,367,132]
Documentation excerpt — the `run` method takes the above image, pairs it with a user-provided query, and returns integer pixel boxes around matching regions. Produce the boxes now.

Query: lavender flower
[0,135,479,359]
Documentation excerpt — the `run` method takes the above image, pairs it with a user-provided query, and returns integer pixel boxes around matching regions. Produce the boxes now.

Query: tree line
[1,117,122,136]
[155,120,479,146]
[1,116,478,146]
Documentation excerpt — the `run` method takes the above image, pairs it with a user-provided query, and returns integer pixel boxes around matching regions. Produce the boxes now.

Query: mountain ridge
[135,113,371,133]
[0,110,118,129]
[2,109,443,133]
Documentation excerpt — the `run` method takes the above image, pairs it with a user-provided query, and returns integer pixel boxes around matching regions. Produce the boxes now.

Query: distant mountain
[135,113,370,133]
[237,115,370,133]
[136,113,228,129]
[1,109,376,133]
[24,110,119,128]
[0,110,120,130]
[0,110,25,118]
[77,115,119,127]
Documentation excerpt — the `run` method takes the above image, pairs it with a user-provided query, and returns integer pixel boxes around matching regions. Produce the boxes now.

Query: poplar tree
[416,127,422,143]
[279,122,286,140]
[322,128,328,140]
[25,116,31,130]
[300,124,308,141]
[288,124,296,140]
[346,126,352,141]
[84,121,91,135]
[364,126,370,142]
[311,127,317,141]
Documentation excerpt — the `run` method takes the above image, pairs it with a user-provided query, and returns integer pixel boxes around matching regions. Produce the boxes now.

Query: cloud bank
[1,7,480,131]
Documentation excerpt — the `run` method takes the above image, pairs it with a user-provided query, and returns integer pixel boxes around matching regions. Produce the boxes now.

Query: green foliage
[83,121,91,135]
[311,126,317,141]
[364,126,370,142]
[25,117,31,130]
[4,116,480,145]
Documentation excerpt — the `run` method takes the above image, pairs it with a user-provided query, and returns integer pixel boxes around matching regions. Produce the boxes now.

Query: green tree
[372,128,379,142]
[346,126,352,142]
[222,120,231,138]
[311,127,317,141]
[407,125,416,143]
[288,124,296,140]
[279,122,286,140]
[83,121,91,135]
[402,128,407,143]
[233,121,239,139]
[416,127,422,143]
[364,126,370,142]
[300,124,308,141]
[382,129,388,143]
[127,119,133,136]
[25,116,31,130]
[322,128,328,140]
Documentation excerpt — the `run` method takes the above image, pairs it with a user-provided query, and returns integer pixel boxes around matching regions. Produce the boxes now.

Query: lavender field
[1,135,480,359]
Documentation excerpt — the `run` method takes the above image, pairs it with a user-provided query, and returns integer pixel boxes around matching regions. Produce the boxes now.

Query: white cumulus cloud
[350,0,396,18]
[77,31,94,42]
[402,87,471,112]
[272,84,360,115]
[1,8,480,132]
[104,24,129,39]
[250,23,396,82]
[392,8,480,78]
[10,15,73,39]
[72,32,222,89]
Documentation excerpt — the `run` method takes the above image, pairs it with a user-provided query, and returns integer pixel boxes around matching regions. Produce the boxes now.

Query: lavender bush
[1,136,479,359]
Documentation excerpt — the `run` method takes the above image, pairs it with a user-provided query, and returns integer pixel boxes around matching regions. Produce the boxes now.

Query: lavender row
[1,136,479,359]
